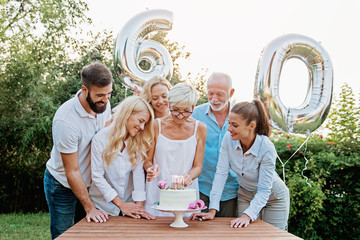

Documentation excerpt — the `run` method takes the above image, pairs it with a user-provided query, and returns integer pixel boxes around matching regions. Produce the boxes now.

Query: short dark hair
[81,62,113,89]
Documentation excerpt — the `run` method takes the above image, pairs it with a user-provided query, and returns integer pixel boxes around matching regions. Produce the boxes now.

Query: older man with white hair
[191,72,239,217]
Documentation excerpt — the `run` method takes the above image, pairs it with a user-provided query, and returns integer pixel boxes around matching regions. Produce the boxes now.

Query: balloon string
[301,141,311,187]
[120,82,128,98]
[277,136,310,184]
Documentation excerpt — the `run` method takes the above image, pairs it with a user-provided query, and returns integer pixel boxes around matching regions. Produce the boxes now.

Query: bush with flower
[271,122,359,239]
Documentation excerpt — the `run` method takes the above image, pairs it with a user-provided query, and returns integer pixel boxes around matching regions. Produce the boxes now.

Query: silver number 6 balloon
[114,9,174,90]
[254,34,333,134]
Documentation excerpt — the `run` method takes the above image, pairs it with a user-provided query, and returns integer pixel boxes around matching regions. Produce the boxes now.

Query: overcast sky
[83,0,360,107]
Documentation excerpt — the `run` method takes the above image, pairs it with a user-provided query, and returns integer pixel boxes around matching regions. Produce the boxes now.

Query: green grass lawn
[0,212,50,240]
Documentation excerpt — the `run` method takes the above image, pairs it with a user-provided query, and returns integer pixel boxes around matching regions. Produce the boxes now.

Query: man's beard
[86,93,107,114]
[209,100,227,112]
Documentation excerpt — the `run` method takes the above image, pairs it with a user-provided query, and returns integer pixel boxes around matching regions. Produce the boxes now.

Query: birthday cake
[159,189,196,210]
[157,175,202,210]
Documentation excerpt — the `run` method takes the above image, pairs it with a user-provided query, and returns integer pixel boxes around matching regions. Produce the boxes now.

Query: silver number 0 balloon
[114,9,174,90]
[254,34,333,134]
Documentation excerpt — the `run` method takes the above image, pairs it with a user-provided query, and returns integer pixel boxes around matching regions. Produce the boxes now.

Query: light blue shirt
[209,132,278,221]
[192,102,238,201]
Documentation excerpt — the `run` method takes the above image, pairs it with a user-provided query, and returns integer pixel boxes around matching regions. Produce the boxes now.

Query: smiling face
[85,84,113,113]
[126,111,151,137]
[150,83,169,115]
[207,76,233,112]
[208,89,228,111]
[169,105,194,121]
[228,112,256,141]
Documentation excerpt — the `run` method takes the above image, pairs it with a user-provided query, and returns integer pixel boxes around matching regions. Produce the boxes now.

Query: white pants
[237,176,290,230]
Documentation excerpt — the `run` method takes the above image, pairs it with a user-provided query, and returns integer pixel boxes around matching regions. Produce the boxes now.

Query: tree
[187,69,208,105]
[0,1,206,212]
[0,0,91,212]
[325,83,360,155]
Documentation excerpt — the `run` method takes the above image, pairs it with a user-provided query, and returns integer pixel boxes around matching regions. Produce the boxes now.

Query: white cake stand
[152,205,205,228]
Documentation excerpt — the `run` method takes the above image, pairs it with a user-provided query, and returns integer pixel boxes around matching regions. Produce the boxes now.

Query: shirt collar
[118,139,128,156]
[74,89,96,119]
[235,134,261,157]
[247,134,261,157]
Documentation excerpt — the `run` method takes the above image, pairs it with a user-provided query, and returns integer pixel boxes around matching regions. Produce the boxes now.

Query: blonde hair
[103,96,154,166]
[168,82,198,108]
[140,76,172,103]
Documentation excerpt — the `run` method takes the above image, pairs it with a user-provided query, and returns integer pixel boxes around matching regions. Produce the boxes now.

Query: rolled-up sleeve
[243,145,277,221]
[209,135,231,211]
[132,160,146,201]
[91,135,118,203]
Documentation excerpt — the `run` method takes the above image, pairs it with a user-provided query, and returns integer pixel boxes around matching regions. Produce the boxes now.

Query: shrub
[273,132,360,240]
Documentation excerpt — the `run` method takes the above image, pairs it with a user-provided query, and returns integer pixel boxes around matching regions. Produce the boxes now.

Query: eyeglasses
[170,110,193,117]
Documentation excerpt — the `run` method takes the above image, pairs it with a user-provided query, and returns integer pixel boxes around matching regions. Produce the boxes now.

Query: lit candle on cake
[171,175,184,190]
[171,175,176,189]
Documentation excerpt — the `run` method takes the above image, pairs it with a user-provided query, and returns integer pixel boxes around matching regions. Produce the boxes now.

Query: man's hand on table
[86,208,109,223]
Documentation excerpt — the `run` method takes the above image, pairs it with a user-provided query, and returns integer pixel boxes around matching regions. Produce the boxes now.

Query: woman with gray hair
[144,82,207,216]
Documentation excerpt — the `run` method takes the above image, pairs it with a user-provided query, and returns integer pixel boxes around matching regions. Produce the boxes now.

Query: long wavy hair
[103,96,155,166]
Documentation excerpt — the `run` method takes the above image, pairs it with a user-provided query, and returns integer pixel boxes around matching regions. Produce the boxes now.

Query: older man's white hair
[207,72,233,92]
[168,82,198,108]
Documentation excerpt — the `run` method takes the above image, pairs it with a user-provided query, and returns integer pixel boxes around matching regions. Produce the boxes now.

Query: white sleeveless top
[145,118,200,216]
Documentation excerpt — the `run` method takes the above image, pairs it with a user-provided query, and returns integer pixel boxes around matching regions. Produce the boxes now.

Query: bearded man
[44,62,113,239]
[192,72,239,218]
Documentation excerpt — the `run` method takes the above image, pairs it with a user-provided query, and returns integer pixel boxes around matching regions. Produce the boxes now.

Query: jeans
[44,169,78,239]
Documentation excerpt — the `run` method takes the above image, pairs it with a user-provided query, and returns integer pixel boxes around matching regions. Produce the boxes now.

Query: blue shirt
[192,102,238,201]
[209,132,279,221]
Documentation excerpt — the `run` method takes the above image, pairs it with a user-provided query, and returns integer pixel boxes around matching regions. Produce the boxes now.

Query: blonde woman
[89,96,155,219]
[140,76,172,119]
[144,82,207,216]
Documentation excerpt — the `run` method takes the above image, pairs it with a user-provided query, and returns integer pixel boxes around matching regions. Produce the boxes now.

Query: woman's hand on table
[189,209,216,221]
[146,164,160,182]
[119,202,146,219]
[182,173,192,187]
[138,211,156,220]
[230,214,251,228]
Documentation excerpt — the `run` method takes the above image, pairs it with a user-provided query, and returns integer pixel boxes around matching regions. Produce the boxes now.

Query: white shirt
[46,90,111,188]
[89,126,146,216]
[209,132,278,221]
